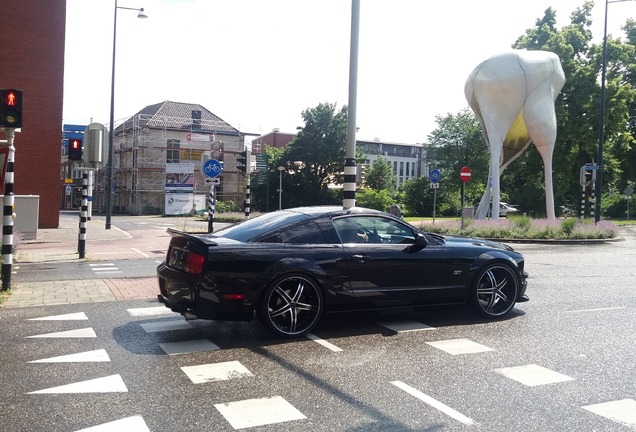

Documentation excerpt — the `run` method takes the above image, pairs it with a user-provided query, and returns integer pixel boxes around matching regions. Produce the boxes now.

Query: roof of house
[129,100,239,134]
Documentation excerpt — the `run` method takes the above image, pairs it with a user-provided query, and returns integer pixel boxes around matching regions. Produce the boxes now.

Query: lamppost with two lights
[596,0,634,222]
[105,1,147,229]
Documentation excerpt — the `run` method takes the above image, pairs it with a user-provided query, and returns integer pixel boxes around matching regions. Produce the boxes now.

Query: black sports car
[157,206,528,338]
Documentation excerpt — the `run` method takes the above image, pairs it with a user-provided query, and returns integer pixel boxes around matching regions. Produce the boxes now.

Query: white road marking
[26,327,97,338]
[181,361,253,384]
[565,306,625,313]
[29,349,110,363]
[127,306,175,317]
[583,399,636,428]
[139,320,192,333]
[159,339,220,355]
[131,248,150,258]
[380,320,436,332]
[426,338,494,355]
[494,364,574,387]
[28,312,88,321]
[306,333,343,352]
[28,374,128,394]
[74,415,150,432]
[214,396,306,429]
[89,263,123,274]
[391,381,475,425]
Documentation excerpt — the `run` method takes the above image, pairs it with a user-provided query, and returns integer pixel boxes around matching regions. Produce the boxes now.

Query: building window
[167,139,180,163]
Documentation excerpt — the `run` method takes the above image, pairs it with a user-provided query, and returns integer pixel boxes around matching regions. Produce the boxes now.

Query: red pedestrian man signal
[69,139,83,161]
[0,89,23,128]
[460,166,472,183]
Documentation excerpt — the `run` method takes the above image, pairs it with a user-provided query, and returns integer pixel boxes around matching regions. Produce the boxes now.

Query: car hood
[443,235,515,252]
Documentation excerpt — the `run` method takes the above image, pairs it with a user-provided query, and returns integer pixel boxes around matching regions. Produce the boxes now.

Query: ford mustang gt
[157,206,528,338]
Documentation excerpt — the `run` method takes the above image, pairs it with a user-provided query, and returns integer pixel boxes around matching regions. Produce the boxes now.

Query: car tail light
[184,252,205,275]
[168,245,205,275]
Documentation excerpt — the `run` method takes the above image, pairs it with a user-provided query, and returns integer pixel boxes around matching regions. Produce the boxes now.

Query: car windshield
[212,210,311,242]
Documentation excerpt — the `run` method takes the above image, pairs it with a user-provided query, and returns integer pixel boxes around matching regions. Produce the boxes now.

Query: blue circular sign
[429,169,441,184]
[203,159,223,178]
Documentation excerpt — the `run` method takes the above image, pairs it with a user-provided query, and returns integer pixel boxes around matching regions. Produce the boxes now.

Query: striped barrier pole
[78,172,88,258]
[207,184,215,233]
[244,176,251,218]
[1,129,16,291]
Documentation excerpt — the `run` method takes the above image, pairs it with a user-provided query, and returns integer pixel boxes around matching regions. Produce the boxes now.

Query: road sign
[205,177,221,184]
[459,166,472,183]
[625,186,634,198]
[203,159,222,178]
[430,183,439,189]
[65,185,72,196]
[429,169,441,184]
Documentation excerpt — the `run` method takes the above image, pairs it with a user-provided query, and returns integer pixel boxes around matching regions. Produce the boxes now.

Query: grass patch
[0,289,11,305]
[419,216,619,240]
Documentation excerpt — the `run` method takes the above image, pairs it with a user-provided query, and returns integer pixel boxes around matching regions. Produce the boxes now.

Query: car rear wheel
[259,274,324,338]
[470,263,519,318]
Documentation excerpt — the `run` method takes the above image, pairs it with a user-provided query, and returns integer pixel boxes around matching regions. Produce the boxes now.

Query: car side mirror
[404,232,427,253]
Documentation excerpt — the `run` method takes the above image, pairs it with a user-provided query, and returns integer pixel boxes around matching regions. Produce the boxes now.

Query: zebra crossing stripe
[27,374,128,394]
[29,349,110,363]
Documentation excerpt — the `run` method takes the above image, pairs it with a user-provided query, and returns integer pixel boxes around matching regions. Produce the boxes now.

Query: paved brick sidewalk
[2,213,170,309]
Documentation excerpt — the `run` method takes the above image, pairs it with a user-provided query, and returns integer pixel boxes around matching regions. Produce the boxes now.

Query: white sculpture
[465,50,565,219]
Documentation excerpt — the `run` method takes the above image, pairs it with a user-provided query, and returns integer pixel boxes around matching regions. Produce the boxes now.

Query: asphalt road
[0,226,634,431]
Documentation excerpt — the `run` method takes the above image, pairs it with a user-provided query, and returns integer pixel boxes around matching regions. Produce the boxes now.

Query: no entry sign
[460,166,472,183]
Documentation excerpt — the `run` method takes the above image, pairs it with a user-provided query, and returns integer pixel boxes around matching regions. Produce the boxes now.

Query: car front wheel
[258,274,324,338]
[470,263,520,318]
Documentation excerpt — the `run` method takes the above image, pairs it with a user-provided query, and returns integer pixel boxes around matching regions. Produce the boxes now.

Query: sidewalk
[2,214,167,309]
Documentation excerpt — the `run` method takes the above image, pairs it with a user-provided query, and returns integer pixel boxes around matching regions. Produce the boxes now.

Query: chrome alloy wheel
[261,275,323,338]
[472,264,520,317]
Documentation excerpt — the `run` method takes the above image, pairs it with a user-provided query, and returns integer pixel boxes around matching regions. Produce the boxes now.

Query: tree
[278,102,347,206]
[508,2,636,216]
[425,109,490,213]
[364,156,396,191]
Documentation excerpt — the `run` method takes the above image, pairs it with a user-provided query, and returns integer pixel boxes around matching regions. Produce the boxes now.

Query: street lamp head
[137,8,148,18]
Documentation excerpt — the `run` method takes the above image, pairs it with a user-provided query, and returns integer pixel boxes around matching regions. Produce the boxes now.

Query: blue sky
[63,0,636,144]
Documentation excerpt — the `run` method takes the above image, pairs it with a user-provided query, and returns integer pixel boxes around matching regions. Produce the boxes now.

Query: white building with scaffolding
[92,101,251,215]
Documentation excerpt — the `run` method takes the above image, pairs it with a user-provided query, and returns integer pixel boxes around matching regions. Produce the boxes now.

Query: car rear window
[213,210,310,242]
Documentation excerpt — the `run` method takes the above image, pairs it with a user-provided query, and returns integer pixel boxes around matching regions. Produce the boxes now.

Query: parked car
[499,202,519,217]
[474,202,520,218]
[157,206,528,338]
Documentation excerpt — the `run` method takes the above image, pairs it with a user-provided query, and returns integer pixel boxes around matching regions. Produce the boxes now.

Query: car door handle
[351,254,371,263]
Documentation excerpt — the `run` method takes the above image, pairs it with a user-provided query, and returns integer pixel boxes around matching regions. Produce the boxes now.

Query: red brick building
[0,1,65,228]
[251,129,296,154]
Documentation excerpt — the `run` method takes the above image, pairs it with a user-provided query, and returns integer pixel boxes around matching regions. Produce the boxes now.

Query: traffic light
[69,139,83,161]
[237,150,248,173]
[0,89,23,128]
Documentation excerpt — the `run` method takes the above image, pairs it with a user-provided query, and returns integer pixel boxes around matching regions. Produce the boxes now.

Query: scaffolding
[93,103,248,215]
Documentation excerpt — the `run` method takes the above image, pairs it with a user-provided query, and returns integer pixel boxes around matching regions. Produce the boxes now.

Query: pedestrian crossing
[89,263,122,275]
[21,307,636,431]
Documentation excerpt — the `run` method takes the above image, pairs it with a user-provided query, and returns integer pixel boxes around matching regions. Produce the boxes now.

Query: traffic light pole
[1,128,16,291]
[207,183,215,233]
[76,167,98,259]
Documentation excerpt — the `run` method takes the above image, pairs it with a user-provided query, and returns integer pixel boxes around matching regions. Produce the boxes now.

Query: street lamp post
[106,1,147,229]
[596,0,633,223]
[277,166,284,210]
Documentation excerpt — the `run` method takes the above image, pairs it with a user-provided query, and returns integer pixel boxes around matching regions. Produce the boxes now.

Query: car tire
[469,263,520,318]
[258,274,324,338]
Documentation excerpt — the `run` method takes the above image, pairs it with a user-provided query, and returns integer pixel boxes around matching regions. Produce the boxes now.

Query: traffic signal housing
[69,139,83,161]
[0,89,23,128]
[237,150,249,173]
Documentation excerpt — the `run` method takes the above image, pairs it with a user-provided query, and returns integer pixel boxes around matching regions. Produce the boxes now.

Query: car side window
[333,216,416,244]
[258,221,324,244]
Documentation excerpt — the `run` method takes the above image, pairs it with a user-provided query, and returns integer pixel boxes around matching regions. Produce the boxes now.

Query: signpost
[459,166,471,229]
[203,159,223,233]
[429,168,441,223]
[625,186,633,221]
